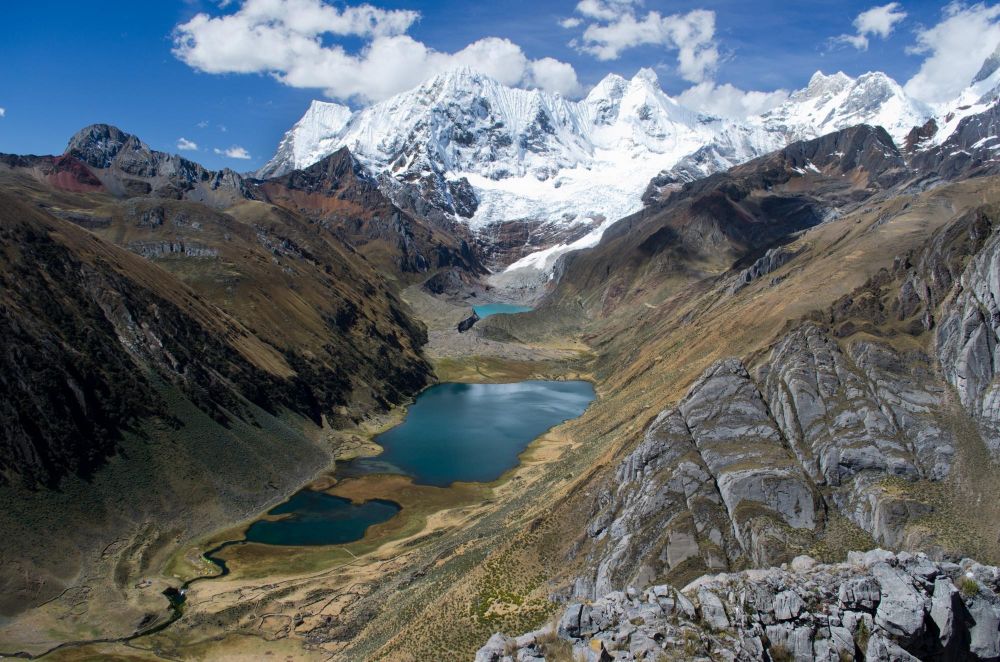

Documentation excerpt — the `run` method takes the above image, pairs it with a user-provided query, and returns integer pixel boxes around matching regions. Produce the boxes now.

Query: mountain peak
[306,99,351,115]
[586,73,629,104]
[973,42,1000,85]
[632,67,660,87]
[425,66,497,90]
[801,70,853,98]
[66,124,145,169]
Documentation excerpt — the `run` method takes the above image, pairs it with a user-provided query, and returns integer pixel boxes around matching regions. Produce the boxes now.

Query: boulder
[872,563,927,643]
[457,310,480,332]
[475,633,513,662]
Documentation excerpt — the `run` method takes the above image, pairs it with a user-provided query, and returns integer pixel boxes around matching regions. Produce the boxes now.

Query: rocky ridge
[478,550,1000,662]
[254,146,481,278]
[570,200,1000,602]
[64,124,254,205]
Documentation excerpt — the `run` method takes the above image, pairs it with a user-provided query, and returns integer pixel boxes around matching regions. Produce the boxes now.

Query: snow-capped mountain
[765,71,929,144]
[260,100,353,180]
[259,60,992,291]
[260,68,731,280]
[925,44,1000,149]
[658,71,931,186]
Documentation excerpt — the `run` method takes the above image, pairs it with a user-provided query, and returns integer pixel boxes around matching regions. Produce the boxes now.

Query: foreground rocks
[477,551,1000,661]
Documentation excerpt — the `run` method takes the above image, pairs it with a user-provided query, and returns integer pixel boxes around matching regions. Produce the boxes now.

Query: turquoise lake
[473,303,533,318]
[344,380,596,486]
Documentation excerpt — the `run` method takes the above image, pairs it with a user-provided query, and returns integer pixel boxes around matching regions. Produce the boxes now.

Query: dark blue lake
[244,491,401,546]
[344,380,596,486]
[473,303,533,318]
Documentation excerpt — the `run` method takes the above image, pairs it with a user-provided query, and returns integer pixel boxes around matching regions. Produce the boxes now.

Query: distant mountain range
[258,48,1000,288]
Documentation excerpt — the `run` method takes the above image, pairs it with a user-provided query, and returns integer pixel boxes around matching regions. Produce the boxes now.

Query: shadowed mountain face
[0,189,431,489]
[0,126,448,625]
[0,124,492,491]
[254,147,482,278]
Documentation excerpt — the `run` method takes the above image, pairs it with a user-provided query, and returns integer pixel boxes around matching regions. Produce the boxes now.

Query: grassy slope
[334,176,1000,660]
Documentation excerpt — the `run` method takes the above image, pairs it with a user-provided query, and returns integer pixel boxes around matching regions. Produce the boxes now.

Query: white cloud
[177,137,199,151]
[0,108,5,118]
[677,81,789,119]
[566,3,719,83]
[214,145,251,159]
[196,120,209,128]
[559,17,582,29]
[575,0,637,21]
[838,34,871,50]
[174,0,582,102]
[528,58,581,97]
[855,2,908,38]
[835,2,908,51]
[905,2,1000,104]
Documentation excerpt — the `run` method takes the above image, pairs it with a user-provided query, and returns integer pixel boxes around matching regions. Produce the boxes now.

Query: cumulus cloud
[174,0,582,102]
[563,1,718,83]
[177,137,199,151]
[856,2,908,37]
[904,2,1000,104]
[677,82,789,119]
[0,108,5,118]
[835,2,908,50]
[214,145,251,159]
[528,58,582,97]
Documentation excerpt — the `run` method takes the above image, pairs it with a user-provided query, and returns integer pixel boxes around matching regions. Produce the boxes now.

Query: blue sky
[0,1,993,171]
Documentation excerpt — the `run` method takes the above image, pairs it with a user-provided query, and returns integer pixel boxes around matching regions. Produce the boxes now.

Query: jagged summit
[66,123,145,168]
[799,70,854,99]
[60,123,251,204]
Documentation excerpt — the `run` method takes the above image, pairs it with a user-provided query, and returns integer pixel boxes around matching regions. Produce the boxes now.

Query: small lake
[343,380,596,487]
[473,303,533,318]
[243,491,401,546]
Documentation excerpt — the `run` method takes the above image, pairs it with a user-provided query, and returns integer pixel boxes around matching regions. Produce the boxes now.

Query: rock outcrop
[730,246,801,293]
[479,551,1000,662]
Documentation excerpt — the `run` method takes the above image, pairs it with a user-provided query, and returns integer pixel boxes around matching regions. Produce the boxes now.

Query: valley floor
[4,288,597,661]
